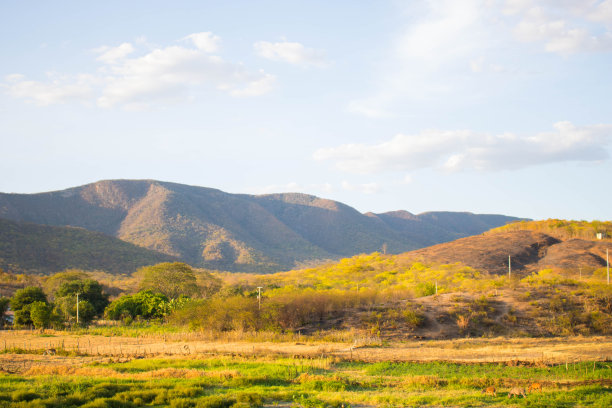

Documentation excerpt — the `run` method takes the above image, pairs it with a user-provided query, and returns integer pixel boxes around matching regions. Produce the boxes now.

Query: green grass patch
[0,357,609,407]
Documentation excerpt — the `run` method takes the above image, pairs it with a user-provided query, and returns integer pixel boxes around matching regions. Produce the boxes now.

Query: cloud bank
[314,121,612,174]
[347,0,612,118]
[3,32,274,109]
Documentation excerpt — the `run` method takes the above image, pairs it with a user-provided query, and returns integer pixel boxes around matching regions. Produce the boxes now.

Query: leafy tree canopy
[30,301,52,330]
[43,269,89,298]
[139,262,198,299]
[75,300,96,325]
[10,286,47,311]
[0,297,10,328]
[55,279,109,316]
[105,290,169,321]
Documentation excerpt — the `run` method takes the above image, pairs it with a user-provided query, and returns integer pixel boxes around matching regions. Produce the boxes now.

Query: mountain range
[0,179,523,273]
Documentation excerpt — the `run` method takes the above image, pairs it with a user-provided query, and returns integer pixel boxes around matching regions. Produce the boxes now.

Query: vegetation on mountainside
[0,179,521,273]
[489,219,612,241]
[167,253,611,338]
[1,251,610,337]
[0,218,174,275]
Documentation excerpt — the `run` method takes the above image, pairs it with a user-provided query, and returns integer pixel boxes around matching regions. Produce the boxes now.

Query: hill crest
[0,179,523,273]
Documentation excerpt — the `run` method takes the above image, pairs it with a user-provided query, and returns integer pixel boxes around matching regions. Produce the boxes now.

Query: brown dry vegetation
[1,331,611,374]
[402,230,612,275]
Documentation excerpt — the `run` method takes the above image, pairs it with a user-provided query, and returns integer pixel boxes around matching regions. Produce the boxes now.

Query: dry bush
[24,365,117,377]
[456,315,470,331]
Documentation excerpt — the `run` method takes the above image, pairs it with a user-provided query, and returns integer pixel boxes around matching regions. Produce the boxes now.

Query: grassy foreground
[0,354,610,408]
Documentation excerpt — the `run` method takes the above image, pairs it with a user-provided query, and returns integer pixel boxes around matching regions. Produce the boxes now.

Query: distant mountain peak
[0,179,524,273]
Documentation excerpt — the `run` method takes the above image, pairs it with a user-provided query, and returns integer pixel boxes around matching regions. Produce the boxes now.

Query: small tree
[10,287,47,327]
[74,300,96,326]
[55,279,109,316]
[30,301,52,330]
[139,262,199,299]
[43,270,89,299]
[0,297,10,328]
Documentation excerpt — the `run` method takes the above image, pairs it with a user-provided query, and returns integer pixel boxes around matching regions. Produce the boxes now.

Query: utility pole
[579,267,582,280]
[257,287,263,310]
[76,293,80,325]
[435,280,438,295]
[508,255,511,279]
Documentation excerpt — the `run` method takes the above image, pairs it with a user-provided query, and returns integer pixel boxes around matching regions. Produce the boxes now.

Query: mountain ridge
[0,179,524,272]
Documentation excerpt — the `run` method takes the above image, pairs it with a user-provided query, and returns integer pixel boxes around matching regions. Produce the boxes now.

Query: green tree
[55,279,109,316]
[0,297,10,328]
[30,301,52,330]
[10,287,47,327]
[139,262,199,299]
[75,300,96,325]
[43,270,89,299]
[104,290,169,321]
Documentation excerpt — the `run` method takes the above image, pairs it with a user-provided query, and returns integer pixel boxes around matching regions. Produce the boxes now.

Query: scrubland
[1,248,612,406]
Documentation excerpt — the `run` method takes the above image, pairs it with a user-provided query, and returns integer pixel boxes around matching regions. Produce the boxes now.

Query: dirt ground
[1,331,610,374]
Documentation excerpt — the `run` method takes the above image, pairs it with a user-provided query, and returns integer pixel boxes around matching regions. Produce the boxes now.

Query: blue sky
[1,0,611,220]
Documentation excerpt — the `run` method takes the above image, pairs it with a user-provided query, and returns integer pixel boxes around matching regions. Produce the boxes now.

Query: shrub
[11,390,41,402]
[195,396,237,408]
[403,308,426,328]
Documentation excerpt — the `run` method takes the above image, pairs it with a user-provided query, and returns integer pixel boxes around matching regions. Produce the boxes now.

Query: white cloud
[94,43,134,64]
[4,32,273,109]
[341,181,381,194]
[97,44,274,108]
[314,122,612,174]
[254,40,326,67]
[347,0,612,118]
[588,0,612,23]
[346,0,499,118]
[506,0,612,54]
[3,73,94,106]
[183,32,221,52]
[229,72,275,97]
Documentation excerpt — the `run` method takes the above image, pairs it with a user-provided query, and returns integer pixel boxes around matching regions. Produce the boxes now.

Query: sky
[1,0,611,220]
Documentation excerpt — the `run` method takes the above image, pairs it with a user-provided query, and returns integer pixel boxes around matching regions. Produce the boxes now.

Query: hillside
[400,230,612,275]
[211,250,612,339]
[488,219,612,241]
[0,179,522,272]
[0,218,175,275]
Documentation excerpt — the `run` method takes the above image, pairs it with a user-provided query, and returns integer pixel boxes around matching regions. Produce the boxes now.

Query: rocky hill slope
[0,179,522,272]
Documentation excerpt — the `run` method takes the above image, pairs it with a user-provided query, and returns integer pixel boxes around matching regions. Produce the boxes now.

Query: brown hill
[401,230,611,275]
[0,179,522,273]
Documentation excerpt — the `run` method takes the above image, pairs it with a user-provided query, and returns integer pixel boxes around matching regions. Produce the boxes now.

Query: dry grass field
[2,331,611,373]
[0,333,610,407]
